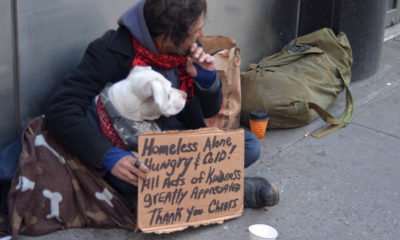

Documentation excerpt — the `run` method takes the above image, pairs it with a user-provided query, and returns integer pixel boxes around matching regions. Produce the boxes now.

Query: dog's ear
[149,81,168,114]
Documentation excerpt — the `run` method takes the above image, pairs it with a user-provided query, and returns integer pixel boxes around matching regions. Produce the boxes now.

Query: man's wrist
[193,63,217,88]
[103,147,133,171]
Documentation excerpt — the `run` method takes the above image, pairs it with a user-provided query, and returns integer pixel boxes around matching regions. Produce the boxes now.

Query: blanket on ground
[7,116,136,238]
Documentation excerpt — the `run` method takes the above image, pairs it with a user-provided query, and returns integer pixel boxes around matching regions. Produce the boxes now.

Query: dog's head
[109,66,187,121]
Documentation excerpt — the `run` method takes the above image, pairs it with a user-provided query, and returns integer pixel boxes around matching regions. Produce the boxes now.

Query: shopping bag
[199,36,242,130]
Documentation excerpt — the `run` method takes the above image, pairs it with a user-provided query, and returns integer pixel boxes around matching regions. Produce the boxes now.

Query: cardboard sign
[137,128,244,234]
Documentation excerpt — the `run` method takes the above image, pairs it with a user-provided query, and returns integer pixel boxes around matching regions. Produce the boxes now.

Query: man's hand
[186,42,216,77]
[111,152,149,186]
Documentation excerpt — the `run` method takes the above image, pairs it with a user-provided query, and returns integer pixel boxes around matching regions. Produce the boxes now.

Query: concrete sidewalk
[19,37,400,240]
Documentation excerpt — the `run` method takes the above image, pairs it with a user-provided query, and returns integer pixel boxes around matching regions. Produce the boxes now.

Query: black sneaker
[0,182,10,237]
[0,212,9,237]
[244,177,279,208]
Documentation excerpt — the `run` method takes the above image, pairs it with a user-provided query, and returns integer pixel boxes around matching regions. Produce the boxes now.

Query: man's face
[157,13,205,55]
[178,13,205,55]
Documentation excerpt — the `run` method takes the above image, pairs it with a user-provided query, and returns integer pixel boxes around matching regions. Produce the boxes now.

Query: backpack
[241,28,354,137]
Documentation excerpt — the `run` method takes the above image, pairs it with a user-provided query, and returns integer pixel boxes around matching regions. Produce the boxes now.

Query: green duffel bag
[241,28,354,138]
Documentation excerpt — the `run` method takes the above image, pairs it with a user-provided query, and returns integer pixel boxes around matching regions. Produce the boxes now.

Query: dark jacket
[44,1,223,169]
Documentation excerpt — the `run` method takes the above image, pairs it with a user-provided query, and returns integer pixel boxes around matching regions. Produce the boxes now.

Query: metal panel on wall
[206,0,300,70]
[16,0,139,128]
[0,0,17,149]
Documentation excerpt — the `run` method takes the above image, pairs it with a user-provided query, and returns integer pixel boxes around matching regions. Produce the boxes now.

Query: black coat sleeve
[195,77,223,118]
[194,40,224,118]
[44,30,132,168]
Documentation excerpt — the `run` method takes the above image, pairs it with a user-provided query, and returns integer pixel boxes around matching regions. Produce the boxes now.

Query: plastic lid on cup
[249,110,269,121]
[249,224,278,239]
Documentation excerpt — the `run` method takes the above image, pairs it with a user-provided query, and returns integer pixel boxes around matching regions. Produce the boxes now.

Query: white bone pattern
[34,134,65,164]
[43,189,63,221]
[95,188,114,208]
[15,176,35,192]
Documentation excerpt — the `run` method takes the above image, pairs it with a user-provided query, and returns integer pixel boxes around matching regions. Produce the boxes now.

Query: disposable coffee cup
[249,110,269,139]
[249,224,278,240]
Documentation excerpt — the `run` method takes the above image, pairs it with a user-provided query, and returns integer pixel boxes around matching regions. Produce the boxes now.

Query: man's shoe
[0,182,10,237]
[244,177,279,208]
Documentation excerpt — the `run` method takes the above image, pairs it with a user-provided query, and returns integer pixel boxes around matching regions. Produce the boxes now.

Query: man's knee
[244,130,261,168]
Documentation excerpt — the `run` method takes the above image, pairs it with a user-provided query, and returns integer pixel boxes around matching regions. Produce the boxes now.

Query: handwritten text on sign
[138,129,244,233]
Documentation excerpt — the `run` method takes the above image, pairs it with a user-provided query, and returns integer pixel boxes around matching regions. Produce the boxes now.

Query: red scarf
[97,96,126,150]
[132,37,194,97]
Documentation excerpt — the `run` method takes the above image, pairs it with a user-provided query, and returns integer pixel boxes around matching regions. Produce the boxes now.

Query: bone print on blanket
[7,116,136,238]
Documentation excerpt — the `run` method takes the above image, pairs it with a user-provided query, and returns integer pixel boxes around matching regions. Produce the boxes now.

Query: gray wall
[16,0,136,130]
[0,0,299,149]
[0,0,17,148]
[206,0,299,70]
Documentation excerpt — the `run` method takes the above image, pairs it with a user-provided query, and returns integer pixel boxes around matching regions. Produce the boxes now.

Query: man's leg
[0,182,10,237]
[104,173,138,213]
[104,173,138,197]
[243,130,280,208]
[0,138,22,236]
[244,130,261,168]
[0,139,22,182]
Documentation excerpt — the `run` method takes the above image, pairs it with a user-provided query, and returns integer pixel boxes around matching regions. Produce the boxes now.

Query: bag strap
[308,69,354,138]
[258,46,324,69]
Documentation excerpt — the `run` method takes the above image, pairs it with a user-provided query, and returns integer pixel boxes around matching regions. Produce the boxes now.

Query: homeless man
[44,0,279,209]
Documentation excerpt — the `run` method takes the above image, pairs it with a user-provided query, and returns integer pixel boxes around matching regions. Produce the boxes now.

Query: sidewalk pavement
[19,37,400,240]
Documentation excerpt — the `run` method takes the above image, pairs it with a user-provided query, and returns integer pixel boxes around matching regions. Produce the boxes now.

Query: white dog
[107,66,187,121]
[97,66,187,149]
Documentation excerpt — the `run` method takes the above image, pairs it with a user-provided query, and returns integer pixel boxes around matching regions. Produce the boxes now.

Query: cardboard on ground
[137,128,244,234]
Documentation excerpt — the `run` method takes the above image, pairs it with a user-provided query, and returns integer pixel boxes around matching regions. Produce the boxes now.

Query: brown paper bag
[199,36,241,130]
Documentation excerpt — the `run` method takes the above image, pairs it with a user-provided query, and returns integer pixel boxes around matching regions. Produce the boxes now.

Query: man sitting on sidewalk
[0,0,279,236]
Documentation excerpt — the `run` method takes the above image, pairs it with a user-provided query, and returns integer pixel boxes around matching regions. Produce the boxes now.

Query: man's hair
[144,0,207,47]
